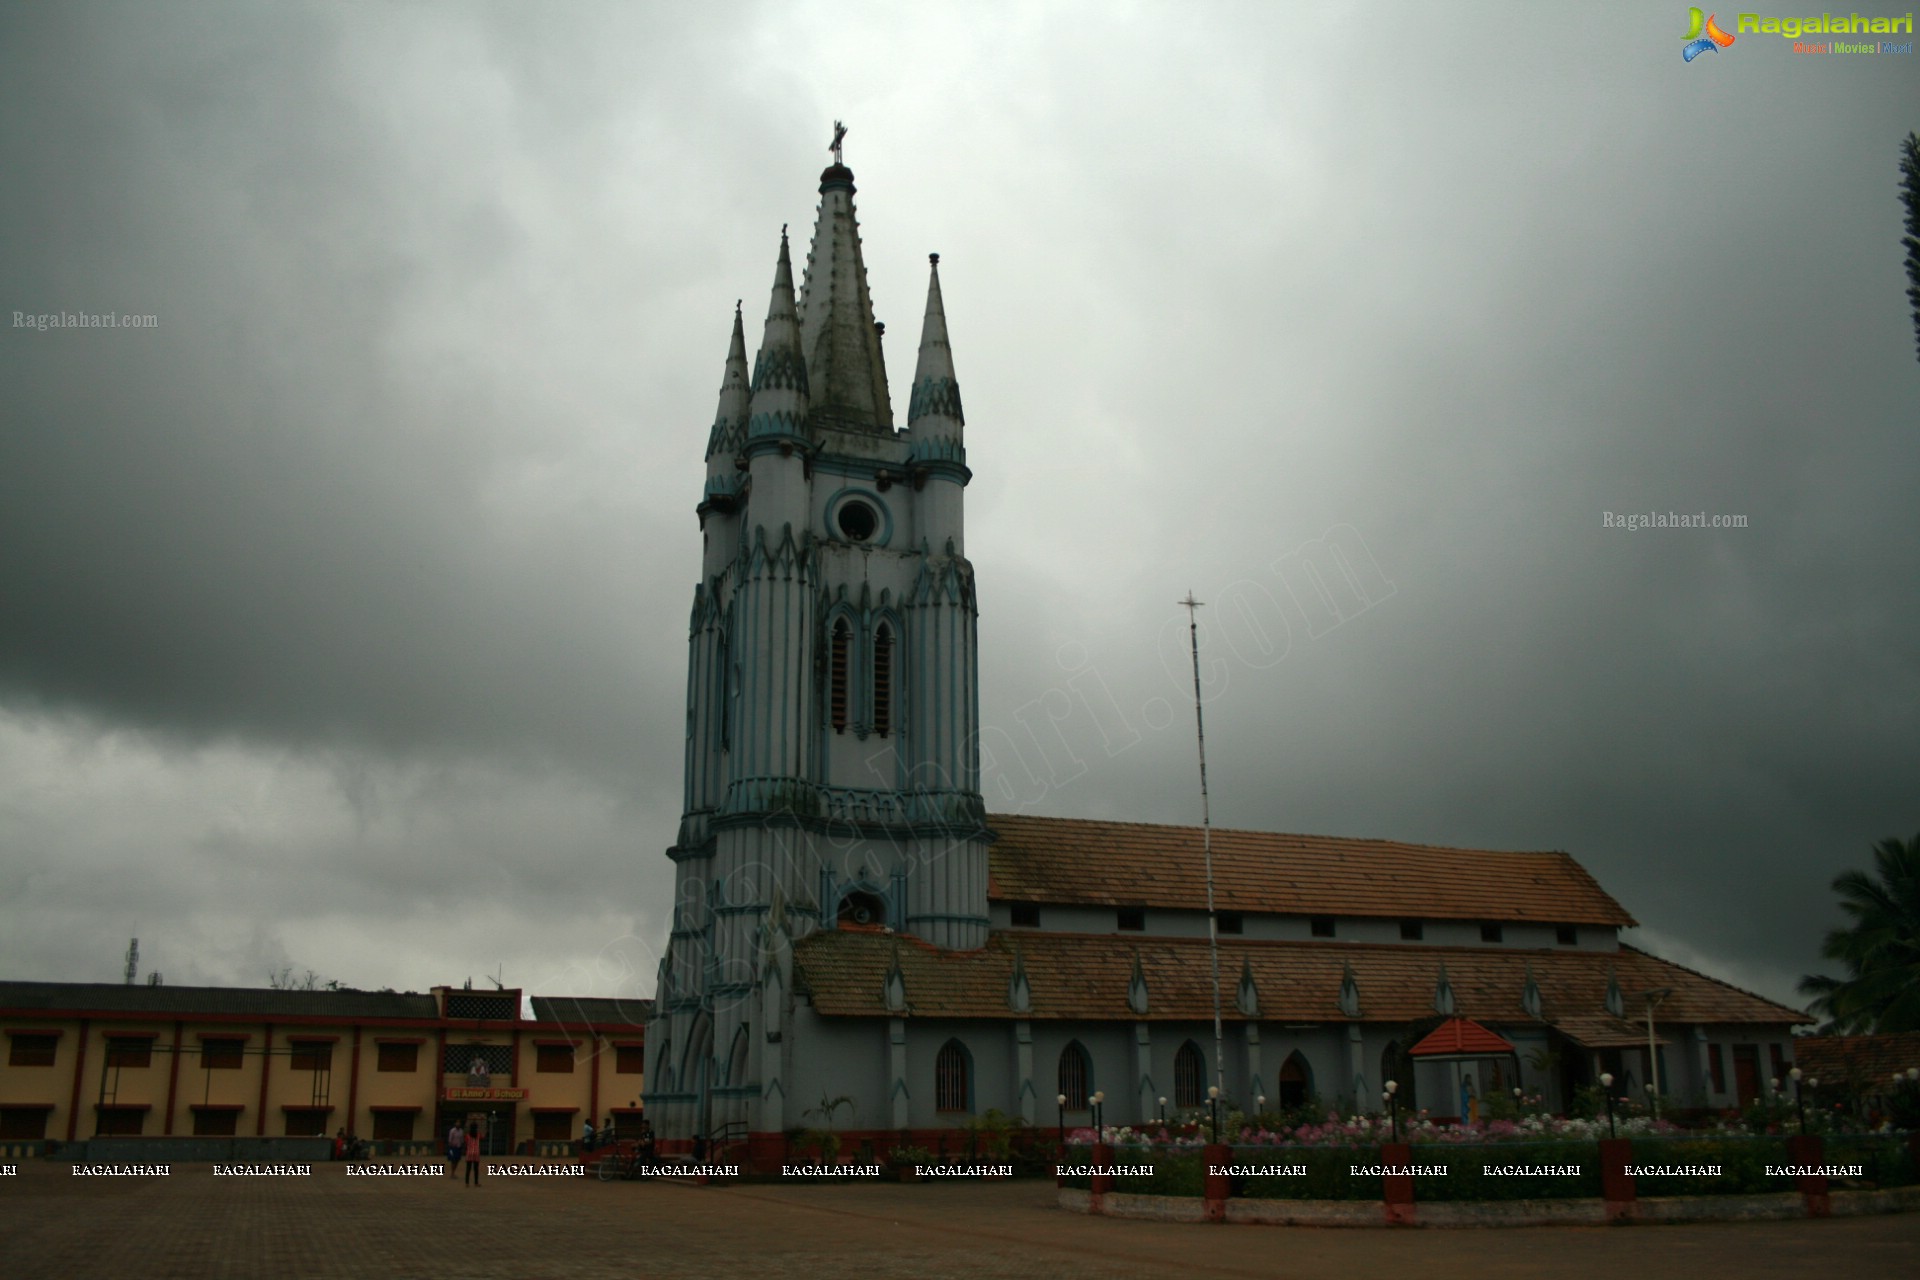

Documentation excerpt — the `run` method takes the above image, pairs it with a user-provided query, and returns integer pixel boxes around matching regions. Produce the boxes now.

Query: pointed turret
[747,228,810,450]
[907,253,964,441]
[706,302,751,464]
[798,161,893,432]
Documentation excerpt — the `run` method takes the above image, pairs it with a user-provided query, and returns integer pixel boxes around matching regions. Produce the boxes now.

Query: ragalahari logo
[1683,8,1738,59]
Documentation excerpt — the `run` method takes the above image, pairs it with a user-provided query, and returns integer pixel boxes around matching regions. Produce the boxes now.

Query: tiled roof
[0,981,437,1020]
[1410,1017,1515,1057]
[986,814,1637,926]
[791,931,1807,1031]
[1792,1031,1920,1086]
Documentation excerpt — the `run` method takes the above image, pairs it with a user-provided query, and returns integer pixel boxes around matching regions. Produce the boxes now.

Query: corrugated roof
[986,814,1637,927]
[528,996,653,1028]
[791,931,1806,1030]
[0,981,436,1020]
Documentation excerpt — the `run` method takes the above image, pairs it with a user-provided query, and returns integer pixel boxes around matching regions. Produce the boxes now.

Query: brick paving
[1,1162,1916,1279]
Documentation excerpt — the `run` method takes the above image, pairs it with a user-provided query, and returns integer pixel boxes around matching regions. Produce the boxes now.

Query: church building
[643,142,1806,1161]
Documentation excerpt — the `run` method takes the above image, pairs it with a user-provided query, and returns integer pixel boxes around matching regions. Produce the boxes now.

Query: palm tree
[1799,834,1920,1033]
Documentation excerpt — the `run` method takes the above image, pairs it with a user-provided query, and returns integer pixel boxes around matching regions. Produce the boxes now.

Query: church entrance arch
[683,1013,714,1139]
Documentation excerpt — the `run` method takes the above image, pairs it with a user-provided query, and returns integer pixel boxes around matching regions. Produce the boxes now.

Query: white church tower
[646,136,987,1145]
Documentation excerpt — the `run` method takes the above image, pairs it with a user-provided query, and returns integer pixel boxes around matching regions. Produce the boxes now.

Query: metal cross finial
[1179,591,1204,613]
[831,120,847,165]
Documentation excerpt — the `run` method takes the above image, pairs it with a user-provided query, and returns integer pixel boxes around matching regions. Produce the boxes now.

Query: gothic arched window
[727,1025,750,1086]
[1279,1051,1312,1111]
[872,622,894,737]
[1057,1042,1092,1111]
[1174,1040,1206,1107]
[935,1039,971,1113]
[829,618,851,733]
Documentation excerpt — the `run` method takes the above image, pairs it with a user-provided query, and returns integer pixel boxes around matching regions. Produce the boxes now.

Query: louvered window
[829,619,850,733]
[872,624,893,737]
[935,1040,970,1112]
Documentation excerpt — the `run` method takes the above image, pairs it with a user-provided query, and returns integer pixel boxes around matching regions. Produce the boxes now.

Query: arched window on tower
[727,1024,751,1085]
[1174,1040,1206,1107]
[829,618,851,733]
[1057,1042,1092,1111]
[872,622,894,737]
[935,1039,972,1113]
[836,890,886,928]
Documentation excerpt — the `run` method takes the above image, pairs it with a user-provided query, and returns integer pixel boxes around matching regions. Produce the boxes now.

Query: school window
[1399,920,1423,941]
[1479,923,1503,943]
[1010,903,1040,928]
[532,1112,574,1141]
[0,1107,51,1140]
[1217,912,1243,935]
[289,1040,333,1072]
[95,1107,145,1136]
[536,1043,575,1074]
[283,1108,329,1138]
[934,1041,971,1113]
[1117,906,1146,931]
[201,1038,245,1070]
[104,1038,152,1069]
[371,1111,416,1141]
[616,1045,646,1074]
[1310,917,1336,938]
[1708,1043,1726,1093]
[376,1042,419,1073]
[1555,925,1578,946]
[191,1109,239,1137]
[7,1033,58,1067]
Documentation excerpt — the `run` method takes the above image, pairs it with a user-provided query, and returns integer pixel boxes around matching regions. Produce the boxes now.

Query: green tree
[1903,132,1920,364]
[1799,833,1920,1033]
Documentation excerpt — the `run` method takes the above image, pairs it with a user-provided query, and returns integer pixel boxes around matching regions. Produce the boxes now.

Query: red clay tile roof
[1549,1013,1667,1049]
[791,930,1807,1031]
[985,814,1637,927]
[1792,1031,1920,1087]
[1409,1017,1516,1057]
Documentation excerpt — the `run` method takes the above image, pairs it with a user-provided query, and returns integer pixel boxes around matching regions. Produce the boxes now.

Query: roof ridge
[1617,942,1811,1021]
[986,811,1571,858]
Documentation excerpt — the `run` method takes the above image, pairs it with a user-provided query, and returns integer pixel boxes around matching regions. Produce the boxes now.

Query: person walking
[446,1119,466,1177]
[463,1121,484,1186]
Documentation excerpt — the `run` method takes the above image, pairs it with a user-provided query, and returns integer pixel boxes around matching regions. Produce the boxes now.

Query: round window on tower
[837,500,878,542]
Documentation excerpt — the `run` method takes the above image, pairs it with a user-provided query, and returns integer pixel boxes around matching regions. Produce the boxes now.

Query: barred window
[289,1040,333,1072]
[934,1040,971,1113]
[532,1112,574,1141]
[536,1043,575,1074]
[0,1107,50,1140]
[96,1107,145,1136]
[8,1033,58,1067]
[191,1109,238,1137]
[872,623,893,737]
[376,1042,418,1073]
[372,1111,416,1141]
[444,992,517,1021]
[443,1042,514,1076]
[201,1038,245,1070]
[829,618,851,732]
[1057,1042,1091,1111]
[1174,1041,1206,1107]
[105,1038,152,1069]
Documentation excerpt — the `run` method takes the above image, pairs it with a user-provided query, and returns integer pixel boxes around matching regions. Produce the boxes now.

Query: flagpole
[1180,592,1227,1121]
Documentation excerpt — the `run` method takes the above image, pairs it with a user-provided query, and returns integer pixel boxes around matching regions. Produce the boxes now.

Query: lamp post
[1385,1079,1400,1142]
[1207,1085,1220,1143]
[1256,1094,1267,1125]
[1790,1067,1806,1134]
[1057,1093,1067,1149]
[1599,1072,1616,1139]
[1636,987,1672,1121]
[1092,1091,1105,1139]
[1158,1095,1167,1127]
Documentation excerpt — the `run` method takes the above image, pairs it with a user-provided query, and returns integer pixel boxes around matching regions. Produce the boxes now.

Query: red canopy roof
[1409,1017,1516,1058]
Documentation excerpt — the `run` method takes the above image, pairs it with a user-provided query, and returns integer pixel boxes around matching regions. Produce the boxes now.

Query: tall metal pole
[1181,593,1227,1109]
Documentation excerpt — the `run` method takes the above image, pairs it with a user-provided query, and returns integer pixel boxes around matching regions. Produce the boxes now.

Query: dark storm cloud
[0,1,1914,1004]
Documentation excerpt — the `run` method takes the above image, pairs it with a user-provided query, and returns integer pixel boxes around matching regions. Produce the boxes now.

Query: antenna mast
[1180,592,1227,1112]
[123,937,139,985]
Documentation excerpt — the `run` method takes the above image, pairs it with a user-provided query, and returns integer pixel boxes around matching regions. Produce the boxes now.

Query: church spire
[906,253,963,439]
[798,135,893,433]
[746,227,809,450]
[705,301,750,464]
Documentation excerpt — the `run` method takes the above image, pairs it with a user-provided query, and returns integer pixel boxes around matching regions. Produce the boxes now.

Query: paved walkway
[1,1163,1916,1279]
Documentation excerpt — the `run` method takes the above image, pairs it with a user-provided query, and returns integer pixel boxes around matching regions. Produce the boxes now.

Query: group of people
[331,1129,369,1161]
[581,1115,653,1158]
[445,1120,486,1184]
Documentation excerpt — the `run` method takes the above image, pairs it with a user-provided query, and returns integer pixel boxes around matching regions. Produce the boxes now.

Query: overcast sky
[1,2,1914,1013]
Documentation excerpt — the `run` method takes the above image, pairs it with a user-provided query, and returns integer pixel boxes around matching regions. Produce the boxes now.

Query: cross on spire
[830,120,847,165]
